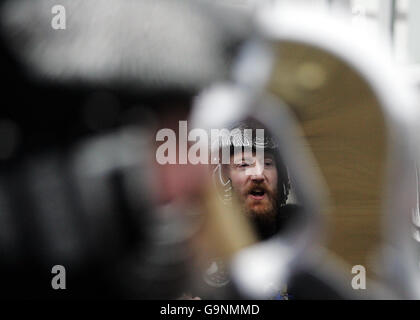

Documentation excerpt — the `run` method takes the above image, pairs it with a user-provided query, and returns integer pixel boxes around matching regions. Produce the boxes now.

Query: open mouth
[249,189,266,200]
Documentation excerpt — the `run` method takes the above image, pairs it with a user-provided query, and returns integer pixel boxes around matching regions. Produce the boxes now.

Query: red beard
[240,183,279,239]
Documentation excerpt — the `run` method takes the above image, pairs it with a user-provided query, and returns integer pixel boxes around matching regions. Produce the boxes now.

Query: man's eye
[265,160,273,166]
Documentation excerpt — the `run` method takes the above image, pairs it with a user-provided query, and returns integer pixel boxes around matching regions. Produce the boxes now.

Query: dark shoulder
[277,204,302,232]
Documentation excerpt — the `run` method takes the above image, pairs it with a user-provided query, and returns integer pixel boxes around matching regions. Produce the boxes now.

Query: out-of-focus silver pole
[272,0,329,10]
[327,0,351,13]
[378,0,397,45]
[407,0,420,63]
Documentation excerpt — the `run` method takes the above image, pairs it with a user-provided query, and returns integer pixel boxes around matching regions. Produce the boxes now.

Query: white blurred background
[203,0,420,88]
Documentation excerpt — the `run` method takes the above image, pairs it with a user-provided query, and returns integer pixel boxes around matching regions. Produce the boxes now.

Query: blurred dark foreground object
[0,0,247,298]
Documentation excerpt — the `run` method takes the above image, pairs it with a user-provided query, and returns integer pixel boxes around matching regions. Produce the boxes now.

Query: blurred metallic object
[0,0,248,93]
[193,3,420,299]
[253,4,420,299]
[0,0,247,298]
[257,3,420,299]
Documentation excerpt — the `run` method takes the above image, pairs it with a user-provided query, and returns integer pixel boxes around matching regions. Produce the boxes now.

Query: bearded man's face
[228,150,279,230]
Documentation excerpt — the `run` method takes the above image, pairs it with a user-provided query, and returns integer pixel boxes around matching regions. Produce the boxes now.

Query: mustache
[245,182,275,196]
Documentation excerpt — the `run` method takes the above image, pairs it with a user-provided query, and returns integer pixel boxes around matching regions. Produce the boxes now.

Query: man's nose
[250,161,265,182]
[251,174,264,183]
